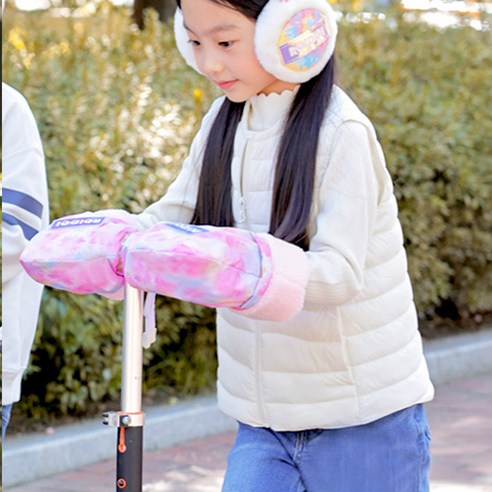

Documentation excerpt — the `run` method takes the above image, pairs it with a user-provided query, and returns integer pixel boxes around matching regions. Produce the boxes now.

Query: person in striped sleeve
[2,80,50,440]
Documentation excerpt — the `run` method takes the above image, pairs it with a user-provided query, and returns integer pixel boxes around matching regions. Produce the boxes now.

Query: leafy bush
[336,13,492,317]
[3,6,220,420]
[2,5,491,419]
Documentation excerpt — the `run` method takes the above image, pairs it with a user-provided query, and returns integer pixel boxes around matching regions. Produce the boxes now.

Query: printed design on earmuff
[277,8,330,73]
[255,0,338,83]
[174,0,338,84]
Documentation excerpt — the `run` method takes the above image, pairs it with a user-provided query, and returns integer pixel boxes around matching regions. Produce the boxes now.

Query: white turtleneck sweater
[248,88,297,131]
[137,86,434,431]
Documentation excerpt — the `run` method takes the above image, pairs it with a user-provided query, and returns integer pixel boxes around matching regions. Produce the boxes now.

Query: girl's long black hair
[177,0,336,250]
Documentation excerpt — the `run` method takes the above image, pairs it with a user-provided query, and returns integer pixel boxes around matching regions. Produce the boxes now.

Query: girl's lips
[216,80,237,90]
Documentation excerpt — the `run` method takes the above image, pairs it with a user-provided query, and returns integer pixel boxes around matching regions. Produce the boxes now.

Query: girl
[136,0,434,489]
[22,0,434,489]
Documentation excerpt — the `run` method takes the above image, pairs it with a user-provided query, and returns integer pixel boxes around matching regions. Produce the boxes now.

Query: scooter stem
[103,284,144,492]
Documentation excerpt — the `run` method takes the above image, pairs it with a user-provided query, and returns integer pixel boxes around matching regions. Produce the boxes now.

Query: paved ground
[8,372,492,492]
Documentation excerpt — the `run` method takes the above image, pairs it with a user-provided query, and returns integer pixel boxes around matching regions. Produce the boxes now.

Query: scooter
[103,284,146,492]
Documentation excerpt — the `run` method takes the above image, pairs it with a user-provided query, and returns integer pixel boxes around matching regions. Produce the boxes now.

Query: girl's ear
[174,8,204,74]
[255,0,338,83]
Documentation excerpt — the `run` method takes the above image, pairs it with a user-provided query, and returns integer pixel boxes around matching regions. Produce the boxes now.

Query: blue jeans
[2,404,13,441]
[222,404,431,492]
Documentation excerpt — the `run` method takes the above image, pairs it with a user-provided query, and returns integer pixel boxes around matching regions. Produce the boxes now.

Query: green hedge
[337,13,492,317]
[2,6,491,419]
[3,6,220,420]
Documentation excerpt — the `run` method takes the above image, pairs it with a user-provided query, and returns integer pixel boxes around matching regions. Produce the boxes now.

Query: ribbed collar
[246,88,299,132]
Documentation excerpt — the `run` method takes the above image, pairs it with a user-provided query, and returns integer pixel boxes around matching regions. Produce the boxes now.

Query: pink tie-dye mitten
[122,222,309,321]
[20,210,140,299]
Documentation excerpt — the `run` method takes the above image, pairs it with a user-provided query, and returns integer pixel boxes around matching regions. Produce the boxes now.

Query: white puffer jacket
[138,86,434,431]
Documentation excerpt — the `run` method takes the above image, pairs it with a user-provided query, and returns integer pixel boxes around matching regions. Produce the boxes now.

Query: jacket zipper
[238,196,246,224]
[237,134,266,422]
[237,137,248,225]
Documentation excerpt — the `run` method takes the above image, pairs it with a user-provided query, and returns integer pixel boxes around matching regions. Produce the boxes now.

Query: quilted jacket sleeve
[303,120,383,310]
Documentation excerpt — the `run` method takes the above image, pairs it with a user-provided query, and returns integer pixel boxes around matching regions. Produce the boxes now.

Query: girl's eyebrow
[183,21,240,36]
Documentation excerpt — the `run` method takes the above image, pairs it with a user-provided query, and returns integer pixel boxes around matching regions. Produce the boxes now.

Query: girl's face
[180,0,297,102]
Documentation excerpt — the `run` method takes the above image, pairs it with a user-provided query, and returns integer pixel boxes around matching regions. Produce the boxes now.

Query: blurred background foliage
[2,0,491,423]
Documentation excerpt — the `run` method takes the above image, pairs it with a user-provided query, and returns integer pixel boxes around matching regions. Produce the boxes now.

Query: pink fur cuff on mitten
[232,233,309,321]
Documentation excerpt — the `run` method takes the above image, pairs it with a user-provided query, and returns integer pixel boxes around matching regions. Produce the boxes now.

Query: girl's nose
[199,50,224,76]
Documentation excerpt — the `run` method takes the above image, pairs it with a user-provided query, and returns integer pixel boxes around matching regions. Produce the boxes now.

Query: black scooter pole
[103,284,144,492]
